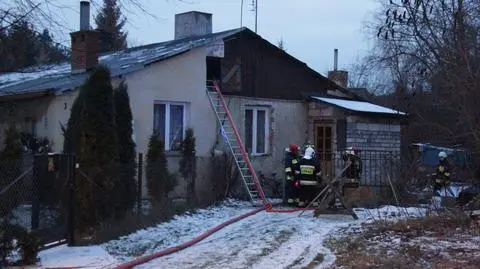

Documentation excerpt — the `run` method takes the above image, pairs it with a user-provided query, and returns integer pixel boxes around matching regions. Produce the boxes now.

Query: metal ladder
[206,81,270,208]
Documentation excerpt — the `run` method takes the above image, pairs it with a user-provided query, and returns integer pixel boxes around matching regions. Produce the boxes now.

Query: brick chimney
[327,48,348,88]
[70,1,100,73]
[174,11,213,40]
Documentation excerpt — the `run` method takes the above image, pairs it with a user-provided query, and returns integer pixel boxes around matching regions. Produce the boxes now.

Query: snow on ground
[36,200,428,269]
[135,211,353,269]
[103,199,256,262]
[38,245,118,269]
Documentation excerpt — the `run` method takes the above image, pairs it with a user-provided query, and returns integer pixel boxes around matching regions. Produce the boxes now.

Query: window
[153,102,187,151]
[244,108,269,155]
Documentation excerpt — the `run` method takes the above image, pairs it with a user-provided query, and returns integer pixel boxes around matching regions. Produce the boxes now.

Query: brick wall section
[346,122,401,153]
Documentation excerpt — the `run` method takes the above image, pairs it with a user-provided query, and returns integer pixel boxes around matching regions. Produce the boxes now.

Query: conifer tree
[94,0,128,53]
[62,87,86,155]
[146,131,176,206]
[0,20,67,72]
[63,65,120,228]
[113,81,136,215]
[179,128,197,205]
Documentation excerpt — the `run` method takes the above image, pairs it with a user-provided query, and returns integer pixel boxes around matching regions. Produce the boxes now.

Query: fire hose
[113,204,316,269]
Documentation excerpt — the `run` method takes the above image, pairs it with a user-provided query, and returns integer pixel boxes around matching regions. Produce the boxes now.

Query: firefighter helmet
[438,151,447,160]
[303,147,315,160]
[289,144,299,153]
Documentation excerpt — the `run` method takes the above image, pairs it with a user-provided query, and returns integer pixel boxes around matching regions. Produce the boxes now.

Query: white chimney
[79,1,90,30]
[174,11,213,40]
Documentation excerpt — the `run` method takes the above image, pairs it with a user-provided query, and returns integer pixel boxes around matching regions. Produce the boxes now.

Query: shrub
[113,80,137,216]
[179,128,196,205]
[0,223,41,266]
[146,131,177,206]
[17,230,41,265]
[0,125,22,219]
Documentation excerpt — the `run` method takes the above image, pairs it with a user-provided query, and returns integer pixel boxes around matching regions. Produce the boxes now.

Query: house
[0,2,406,203]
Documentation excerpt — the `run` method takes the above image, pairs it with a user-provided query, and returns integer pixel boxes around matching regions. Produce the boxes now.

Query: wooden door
[315,124,334,180]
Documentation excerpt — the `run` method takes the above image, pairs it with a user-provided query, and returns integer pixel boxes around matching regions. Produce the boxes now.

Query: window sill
[250,153,271,158]
[165,151,182,157]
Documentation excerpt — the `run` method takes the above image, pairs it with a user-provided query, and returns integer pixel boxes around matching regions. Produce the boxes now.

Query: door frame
[314,120,335,180]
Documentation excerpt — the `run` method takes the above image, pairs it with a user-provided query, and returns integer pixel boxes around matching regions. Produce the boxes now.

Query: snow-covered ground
[34,200,427,269]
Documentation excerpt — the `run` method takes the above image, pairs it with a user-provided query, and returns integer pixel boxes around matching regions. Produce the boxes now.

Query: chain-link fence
[0,153,76,265]
[0,156,35,234]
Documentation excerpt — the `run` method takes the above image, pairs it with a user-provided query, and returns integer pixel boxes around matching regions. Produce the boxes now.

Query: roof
[0,28,245,98]
[410,143,466,152]
[311,96,407,116]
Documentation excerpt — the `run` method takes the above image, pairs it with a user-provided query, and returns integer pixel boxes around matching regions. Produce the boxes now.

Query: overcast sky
[30,0,380,76]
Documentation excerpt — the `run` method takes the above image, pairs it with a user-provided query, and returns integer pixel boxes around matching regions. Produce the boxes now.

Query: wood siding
[220,30,338,100]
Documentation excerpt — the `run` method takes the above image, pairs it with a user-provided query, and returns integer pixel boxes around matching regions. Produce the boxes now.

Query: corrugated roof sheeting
[0,28,244,97]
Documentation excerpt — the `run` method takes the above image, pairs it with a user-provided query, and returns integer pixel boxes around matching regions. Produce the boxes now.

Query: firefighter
[433,151,451,195]
[284,144,300,206]
[294,146,322,207]
[302,142,316,157]
[341,147,362,184]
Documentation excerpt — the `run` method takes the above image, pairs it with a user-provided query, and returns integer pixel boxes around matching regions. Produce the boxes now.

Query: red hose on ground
[113,207,266,269]
[267,207,316,213]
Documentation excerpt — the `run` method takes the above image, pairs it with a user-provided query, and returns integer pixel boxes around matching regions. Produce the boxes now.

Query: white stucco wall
[42,90,79,152]
[125,48,216,158]
[124,48,218,200]
[221,95,308,180]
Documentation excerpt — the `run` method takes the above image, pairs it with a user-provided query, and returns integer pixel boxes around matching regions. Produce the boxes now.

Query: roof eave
[0,89,54,102]
[310,97,408,119]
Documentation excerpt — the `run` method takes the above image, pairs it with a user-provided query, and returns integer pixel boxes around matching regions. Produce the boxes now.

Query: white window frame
[245,107,269,155]
[153,101,188,151]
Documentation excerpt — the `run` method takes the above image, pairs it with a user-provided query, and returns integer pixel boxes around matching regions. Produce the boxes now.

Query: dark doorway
[206,56,222,87]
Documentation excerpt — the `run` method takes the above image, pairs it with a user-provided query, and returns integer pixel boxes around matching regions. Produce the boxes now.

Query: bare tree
[360,0,480,153]
[0,0,180,47]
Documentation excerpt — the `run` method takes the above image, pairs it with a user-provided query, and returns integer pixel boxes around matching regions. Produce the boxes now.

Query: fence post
[137,153,143,214]
[67,154,76,246]
[31,154,41,231]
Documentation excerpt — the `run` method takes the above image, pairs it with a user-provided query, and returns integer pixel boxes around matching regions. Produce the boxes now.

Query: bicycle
[258,171,283,198]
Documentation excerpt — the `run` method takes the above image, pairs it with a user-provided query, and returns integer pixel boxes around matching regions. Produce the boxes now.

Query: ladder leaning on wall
[206,80,270,208]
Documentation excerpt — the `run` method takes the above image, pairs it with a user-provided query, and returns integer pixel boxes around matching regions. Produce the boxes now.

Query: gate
[32,153,75,247]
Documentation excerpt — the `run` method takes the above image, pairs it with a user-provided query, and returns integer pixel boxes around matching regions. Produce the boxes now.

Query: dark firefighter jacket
[294,158,321,186]
[436,159,451,183]
[284,151,298,181]
[342,154,362,179]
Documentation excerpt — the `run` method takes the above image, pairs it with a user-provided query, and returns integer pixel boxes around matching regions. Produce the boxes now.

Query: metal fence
[318,150,401,187]
[0,157,35,237]
[0,154,75,253]
[0,152,151,254]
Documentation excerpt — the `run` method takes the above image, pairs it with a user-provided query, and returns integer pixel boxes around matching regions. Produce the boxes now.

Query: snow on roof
[312,96,406,115]
[0,28,245,97]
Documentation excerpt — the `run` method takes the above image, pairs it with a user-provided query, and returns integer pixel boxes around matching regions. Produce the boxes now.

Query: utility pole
[240,0,244,27]
[255,0,258,33]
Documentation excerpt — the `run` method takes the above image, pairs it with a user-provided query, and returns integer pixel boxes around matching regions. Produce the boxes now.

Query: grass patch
[302,253,325,269]
[325,210,480,269]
